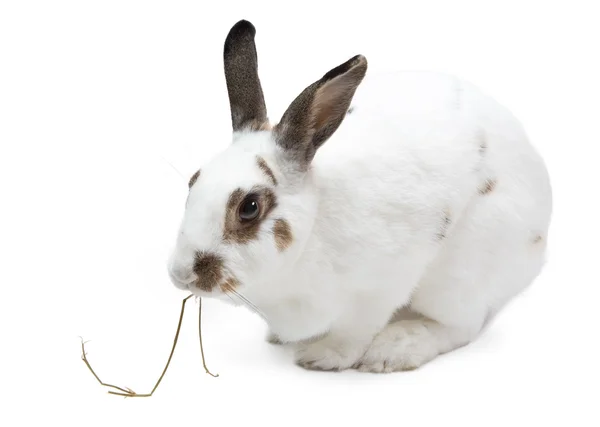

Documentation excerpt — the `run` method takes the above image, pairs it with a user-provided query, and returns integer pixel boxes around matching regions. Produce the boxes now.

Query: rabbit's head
[167,20,367,303]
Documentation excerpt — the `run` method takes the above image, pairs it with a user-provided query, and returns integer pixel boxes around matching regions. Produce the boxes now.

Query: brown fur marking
[220,276,240,292]
[257,156,278,185]
[193,252,224,292]
[189,169,201,188]
[273,218,293,251]
[479,178,497,195]
[223,185,278,244]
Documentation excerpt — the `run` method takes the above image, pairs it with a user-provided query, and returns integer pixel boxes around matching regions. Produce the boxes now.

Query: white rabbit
[167,19,552,372]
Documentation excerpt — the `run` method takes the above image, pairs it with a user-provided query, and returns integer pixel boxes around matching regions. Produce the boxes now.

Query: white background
[1,1,598,425]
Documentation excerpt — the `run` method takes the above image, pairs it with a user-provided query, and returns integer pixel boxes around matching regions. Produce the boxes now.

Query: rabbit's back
[306,70,551,309]
[314,69,551,232]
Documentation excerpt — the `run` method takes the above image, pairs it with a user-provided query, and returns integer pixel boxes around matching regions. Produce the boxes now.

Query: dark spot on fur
[436,211,452,240]
[223,185,278,244]
[272,218,293,251]
[479,178,497,195]
[189,169,201,188]
[267,332,283,345]
[193,252,224,292]
[532,234,543,244]
[479,135,488,157]
[257,156,277,185]
[455,79,463,110]
[347,106,354,115]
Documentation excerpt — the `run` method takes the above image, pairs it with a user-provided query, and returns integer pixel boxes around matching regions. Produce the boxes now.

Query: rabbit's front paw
[294,337,366,372]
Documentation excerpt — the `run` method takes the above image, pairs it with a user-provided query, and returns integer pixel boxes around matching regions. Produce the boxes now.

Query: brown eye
[239,196,260,222]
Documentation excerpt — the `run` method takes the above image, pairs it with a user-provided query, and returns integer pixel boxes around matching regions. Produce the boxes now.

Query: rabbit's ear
[223,20,269,132]
[274,55,367,171]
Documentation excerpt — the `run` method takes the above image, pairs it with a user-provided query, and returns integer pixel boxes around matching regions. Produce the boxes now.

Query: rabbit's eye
[239,197,260,222]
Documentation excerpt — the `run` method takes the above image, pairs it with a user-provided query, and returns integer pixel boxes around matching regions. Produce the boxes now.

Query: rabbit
[167,19,552,373]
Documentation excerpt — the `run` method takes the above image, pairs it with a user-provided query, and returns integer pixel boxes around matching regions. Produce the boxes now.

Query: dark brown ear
[273,55,367,171]
[223,20,269,132]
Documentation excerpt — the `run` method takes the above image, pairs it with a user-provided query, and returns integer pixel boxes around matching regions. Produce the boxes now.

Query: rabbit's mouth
[187,277,267,320]
[169,251,257,314]
[168,269,197,291]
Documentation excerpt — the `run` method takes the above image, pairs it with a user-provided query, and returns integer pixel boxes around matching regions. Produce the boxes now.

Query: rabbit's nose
[168,264,197,289]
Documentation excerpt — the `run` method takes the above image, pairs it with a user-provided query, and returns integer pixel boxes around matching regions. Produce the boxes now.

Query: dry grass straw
[80,295,217,397]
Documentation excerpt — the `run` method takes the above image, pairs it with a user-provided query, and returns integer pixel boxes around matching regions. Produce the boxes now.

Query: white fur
[168,70,552,372]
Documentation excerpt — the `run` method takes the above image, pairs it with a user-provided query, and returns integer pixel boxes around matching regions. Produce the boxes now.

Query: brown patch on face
[479,178,497,195]
[223,185,278,244]
[272,218,293,251]
[220,276,240,292]
[188,169,201,188]
[256,156,277,186]
[193,252,224,292]
[436,210,452,240]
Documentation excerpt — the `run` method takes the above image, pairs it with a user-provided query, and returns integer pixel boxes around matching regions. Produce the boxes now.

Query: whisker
[230,291,261,317]
[224,293,237,305]
[230,290,265,319]
[222,285,267,321]
[157,153,186,182]
[223,286,249,310]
